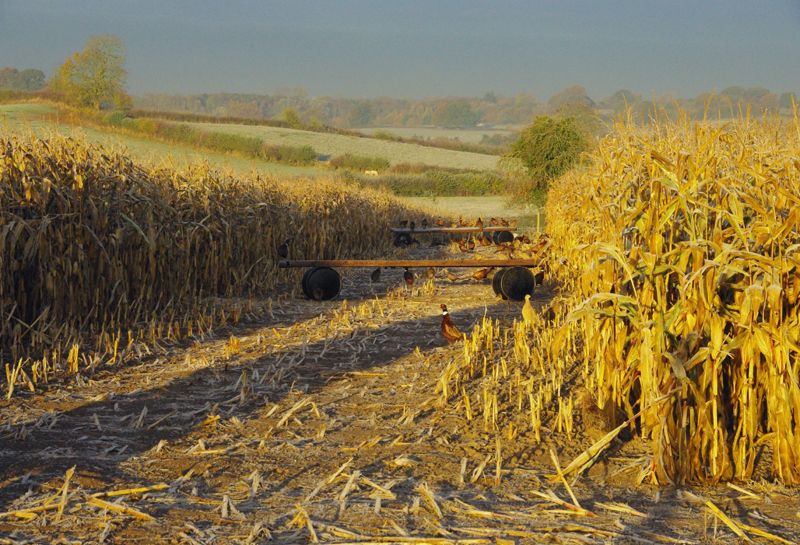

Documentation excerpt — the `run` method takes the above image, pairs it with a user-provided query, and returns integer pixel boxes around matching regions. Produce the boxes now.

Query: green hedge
[354,169,507,196]
[97,110,318,165]
[330,153,390,171]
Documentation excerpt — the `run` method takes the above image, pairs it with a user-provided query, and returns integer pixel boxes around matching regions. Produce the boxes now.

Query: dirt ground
[1,242,799,544]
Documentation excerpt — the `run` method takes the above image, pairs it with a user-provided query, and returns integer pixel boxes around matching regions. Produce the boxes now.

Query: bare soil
[2,243,799,544]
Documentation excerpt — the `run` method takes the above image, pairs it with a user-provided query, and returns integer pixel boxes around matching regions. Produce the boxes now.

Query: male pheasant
[440,304,463,344]
[403,267,414,290]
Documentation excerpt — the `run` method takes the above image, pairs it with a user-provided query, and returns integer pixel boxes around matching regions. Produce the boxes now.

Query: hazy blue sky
[1,0,798,99]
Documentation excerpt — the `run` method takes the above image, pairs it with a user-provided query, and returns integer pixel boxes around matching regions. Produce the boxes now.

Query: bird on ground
[370,267,382,283]
[277,239,291,258]
[457,216,467,227]
[466,238,476,251]
[522,294,536,325]
[490,217,499,226]
[475,217,483,229]
[403,267,414,290]
[472,267,494,281]
[445,270,460,282]
[457,240,470,253]
[426,267,436,280]
[478,235,492,247]
[500,218,510,227]
[435,218,446,227]
[421,218,429,229]
[440,304,463,344]
[496,246,515,258]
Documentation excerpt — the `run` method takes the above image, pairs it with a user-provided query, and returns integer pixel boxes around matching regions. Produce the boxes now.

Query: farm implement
[278,258,542,301]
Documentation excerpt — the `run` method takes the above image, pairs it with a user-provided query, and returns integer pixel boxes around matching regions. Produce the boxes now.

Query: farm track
[1,247,800,543]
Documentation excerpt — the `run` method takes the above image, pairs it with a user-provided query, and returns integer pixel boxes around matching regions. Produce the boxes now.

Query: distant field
[180,120,499,170]
[0,103,318,177]
[360,126,515,144]
[400,195,543,232]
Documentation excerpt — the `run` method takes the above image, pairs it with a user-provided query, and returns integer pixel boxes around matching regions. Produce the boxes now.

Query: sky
[1,0,799,100]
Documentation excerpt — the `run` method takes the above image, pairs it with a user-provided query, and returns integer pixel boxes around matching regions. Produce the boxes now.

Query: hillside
[0,103,319,177]
[174,119,500,170]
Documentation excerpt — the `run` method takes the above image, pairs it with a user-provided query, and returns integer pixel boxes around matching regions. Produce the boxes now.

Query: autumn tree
[506,115,589,201]
[50,34,129,109]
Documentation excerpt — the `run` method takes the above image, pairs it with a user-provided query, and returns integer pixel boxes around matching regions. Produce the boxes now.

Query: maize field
[1,134,426,395]
[438,111,800,486]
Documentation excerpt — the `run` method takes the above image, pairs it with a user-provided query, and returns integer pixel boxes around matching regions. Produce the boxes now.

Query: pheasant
[370,267,382,283]
[472,267,494,281]
[440,304,463,344]
[522,294,536,325]
[403,267,414,290]
[277,239,291,258]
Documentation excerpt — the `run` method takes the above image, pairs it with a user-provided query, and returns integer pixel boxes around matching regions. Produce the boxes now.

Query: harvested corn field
[3,119,800,545]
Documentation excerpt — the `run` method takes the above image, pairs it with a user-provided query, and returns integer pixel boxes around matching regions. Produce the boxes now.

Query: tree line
[5,33,797,129]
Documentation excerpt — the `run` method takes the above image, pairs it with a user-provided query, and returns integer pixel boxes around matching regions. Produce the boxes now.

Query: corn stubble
[440,110,800,485]
[1,134,421,394]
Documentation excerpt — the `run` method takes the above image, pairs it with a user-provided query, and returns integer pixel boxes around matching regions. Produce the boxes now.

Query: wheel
[492,268,508,299]
[500,266,535,301]
[492,230,514,244]
[394,233,412,247]
[302,267,341,300]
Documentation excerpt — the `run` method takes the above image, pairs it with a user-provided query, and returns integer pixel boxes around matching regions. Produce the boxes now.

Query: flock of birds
[398,216,517,231]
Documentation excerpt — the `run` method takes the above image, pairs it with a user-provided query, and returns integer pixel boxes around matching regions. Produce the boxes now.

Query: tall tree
[51,34,129,109]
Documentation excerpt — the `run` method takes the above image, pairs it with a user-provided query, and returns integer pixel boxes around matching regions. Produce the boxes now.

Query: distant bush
[357,169,507,197]
[263,144,317,165]
[373,130,400,141]
[330,153,390,171]
[507,115,589,201]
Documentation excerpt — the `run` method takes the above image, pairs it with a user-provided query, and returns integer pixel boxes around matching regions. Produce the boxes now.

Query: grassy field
[360,125,515,144]
[0,103,318,177]
[180,119,500,170]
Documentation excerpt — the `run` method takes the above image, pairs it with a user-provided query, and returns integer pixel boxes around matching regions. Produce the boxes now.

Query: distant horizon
[130,85,797,103]
[2,1,799,100]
